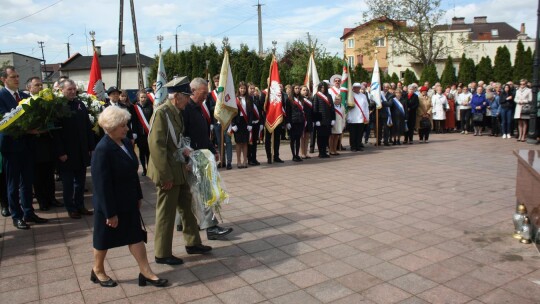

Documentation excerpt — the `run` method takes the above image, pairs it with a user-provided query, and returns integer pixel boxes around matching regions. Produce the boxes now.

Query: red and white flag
[87,50,105,101]
[264,57,283,133]
[304,52,320,96]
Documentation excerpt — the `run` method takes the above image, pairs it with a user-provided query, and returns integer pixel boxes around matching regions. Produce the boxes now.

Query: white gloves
[286,123,291,130]
[331,120,335,126]
[132,133,138,140]
[232,125,238,132]
[315,121,321,127]
[210,125,214,131]
[260,124,263,130]
[253,120,259,124]
[247,125,253,131]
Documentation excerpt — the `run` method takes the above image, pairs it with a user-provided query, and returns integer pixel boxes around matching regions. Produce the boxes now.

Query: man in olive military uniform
[147,77,212,265]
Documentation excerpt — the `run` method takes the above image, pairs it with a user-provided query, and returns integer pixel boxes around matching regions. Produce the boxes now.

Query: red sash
[201,102,211,125]
[353,96,368,122]
[211,90,219,102]
[134,104,150,134]
[146,93,154,104]
[317,92,331,107]
[253,104,260,120]
[330,87,339,96]
[236,97,249,123]
[334,106,343,119]
[303,98,313,108]
[293,97,304,111]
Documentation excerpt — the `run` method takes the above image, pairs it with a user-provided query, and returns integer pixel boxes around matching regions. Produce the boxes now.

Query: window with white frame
[348,56,354,67]
[347,38,354,48]
[375,37,385,47]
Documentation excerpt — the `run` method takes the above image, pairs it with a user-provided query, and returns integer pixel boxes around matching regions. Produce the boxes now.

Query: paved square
[1,133,539,303]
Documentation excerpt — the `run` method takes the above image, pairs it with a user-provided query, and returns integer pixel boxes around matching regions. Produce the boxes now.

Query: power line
[0,0,63,28]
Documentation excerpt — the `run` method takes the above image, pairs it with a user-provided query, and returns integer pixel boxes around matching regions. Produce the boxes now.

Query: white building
[388,16,535,80]
[59,48,155,90]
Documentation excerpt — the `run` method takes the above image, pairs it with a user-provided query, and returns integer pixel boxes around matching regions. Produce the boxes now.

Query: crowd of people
[0,63,537,288]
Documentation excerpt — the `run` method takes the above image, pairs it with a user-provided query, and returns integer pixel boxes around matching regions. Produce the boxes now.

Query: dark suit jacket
[91,135,142,219]
[0,88,33,154]
[54,98,95,170]
[183,99,216,154]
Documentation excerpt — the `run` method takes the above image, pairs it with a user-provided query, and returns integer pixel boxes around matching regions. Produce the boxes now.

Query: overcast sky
[0,0,536,64]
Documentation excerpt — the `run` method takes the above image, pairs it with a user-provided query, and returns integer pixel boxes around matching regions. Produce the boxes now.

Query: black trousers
[137,135,150,170]
[460,109,471,131]
[310,126,318,151]
[349,123,365,151]
[248,125,259,163]
[405,116,416,142]
[316,125,330,156]
[377,119,391,144]
[33,161,56,208]
[265,126,281,160]
[419,127,430,140]
[0,170,8,209]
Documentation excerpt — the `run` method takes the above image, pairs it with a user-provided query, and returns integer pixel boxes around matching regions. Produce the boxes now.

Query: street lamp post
[271,40,277,56]
[66,33,73,58]
[527,0,540,144]
[175,25,181,53]
[157,35,164,54]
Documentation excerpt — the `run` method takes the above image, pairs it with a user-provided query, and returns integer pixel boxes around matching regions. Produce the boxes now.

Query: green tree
[440,56,456,87]
[475,56,493,82]
[457,53,475,84]
[524,47,533,81]
[513,40,529,82]
[389,72,399,83]
[420,63,439,84]
[352,64,370,83]
[403,68,418,85]
[493,46,513,83]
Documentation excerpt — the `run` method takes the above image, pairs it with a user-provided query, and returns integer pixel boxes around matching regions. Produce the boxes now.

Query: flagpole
[265,56,275,161]
[374,49,380,148]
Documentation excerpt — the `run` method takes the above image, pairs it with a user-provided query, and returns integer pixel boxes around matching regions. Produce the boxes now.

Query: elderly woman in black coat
[91,106,167,288]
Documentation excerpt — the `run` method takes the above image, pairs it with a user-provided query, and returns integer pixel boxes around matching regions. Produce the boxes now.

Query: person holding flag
[377,83,394,146]
[209,75,233,170]
[247,83,262,166]
[153,53,168,108]
[347,83,369,152]
[262,58,285,164]
[134,90,153,176]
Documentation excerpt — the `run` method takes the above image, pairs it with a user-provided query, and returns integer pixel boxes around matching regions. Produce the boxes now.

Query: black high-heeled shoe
[91,269,117,287]
[138,273,168,287]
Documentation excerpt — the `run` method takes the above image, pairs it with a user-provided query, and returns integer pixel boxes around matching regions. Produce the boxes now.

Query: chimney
[96,46,102,56]
[452,17,465,25]
[517,23,528,39]
[122,44,126,55]
[473,16,487,24]
[520,23,526,34]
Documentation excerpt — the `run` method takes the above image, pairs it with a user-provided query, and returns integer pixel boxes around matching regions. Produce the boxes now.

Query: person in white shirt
[347,83,369,151]
[514,79,533,142]
[456,87,472,134]
[431,86,448,133]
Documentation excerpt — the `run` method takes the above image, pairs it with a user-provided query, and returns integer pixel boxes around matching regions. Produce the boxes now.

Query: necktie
[14,92,21,102]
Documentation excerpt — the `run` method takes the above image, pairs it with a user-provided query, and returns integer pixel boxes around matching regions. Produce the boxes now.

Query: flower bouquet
[0,88,71,137]
[187,149,229,221]
[78,93,105,134]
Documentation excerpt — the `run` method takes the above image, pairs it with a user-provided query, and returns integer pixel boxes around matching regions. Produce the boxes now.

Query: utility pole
[38,41,46,79]
[175,25,181,53]
[66,33,73,58]
[116,0,124,89]
[129,0,144,90]
[255,1,264,56]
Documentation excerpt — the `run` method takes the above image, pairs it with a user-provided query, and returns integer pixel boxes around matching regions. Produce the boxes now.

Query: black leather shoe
[176,224,183,232]
[91,269,118,287]
[273,158,284,163]
[13,219,30,230]
[185,244,213,254]
[155,256,184,265]
[1,207,10,217]
[78,207,94,216]
[206,225,233,240]
[69,211,82,219]
[138,273,168,287]
[226,163,232,170]
[51,199,64,207]
[24,213,48,224]
[267,158,272,164]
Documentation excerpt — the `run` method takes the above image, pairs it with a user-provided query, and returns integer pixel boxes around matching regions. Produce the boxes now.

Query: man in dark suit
[54,79,95,219]
[377,83,394,146]
[181,77,232,240]
[0,66,48,229]
[105,86,139,143]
